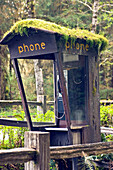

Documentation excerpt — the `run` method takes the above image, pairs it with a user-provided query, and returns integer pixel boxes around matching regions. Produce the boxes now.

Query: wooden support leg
[55,53,73,144]
[12,58,33,131]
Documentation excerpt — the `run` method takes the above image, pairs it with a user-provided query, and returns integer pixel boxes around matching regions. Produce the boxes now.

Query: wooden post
[55,53,73,144]
[12,58,33,131]
[24,131,50,170]
[43,95,46,114]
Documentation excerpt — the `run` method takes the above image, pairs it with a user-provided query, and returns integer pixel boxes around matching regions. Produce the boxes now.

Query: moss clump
[2,19,108,52]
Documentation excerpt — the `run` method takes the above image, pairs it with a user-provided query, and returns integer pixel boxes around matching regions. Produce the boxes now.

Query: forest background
[0,0,113,102]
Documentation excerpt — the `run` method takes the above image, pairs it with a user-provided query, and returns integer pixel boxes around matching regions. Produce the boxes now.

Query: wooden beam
[101,127,113,134]
[0,148,36,164]
[0,100,42,106]
[56,52,73,145]
[1,141,113,165]
[50,141,113,159]
[0,119,28,127]
[0,100,53,106]
[0,118,55,127]
[100,100,113,105]
[12,59,33,131]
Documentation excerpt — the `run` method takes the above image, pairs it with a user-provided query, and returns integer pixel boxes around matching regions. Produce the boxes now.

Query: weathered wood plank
[101,127,113,135]
[0,99,111,106]
[0,148,36,164]
[0,99,112,106]
[8,31,57,59]
[0,118,28,127]
[100,100,113,105]
[50,141,113,159]
[0,100,53,106]
[12,59,33,131]
[0,100,42,106]
[1,141,113,166]
[0,118,55,127]
[25,131,50,170]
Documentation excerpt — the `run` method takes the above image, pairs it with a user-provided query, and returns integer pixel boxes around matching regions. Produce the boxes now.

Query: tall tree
[75,0,113,33]
[24,0,45,113]
[92,0,99,33]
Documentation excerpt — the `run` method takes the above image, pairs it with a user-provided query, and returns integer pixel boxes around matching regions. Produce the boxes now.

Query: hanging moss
[1,19,108,52]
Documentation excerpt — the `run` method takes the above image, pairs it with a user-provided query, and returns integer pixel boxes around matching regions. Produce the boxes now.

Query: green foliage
[100,104,113,142]
[106,134,113,142]
[0,106,25,117]
[0,107,55,169]
[99,55,113,100]
[43,70,54,101]
[0,108,27,149]
[0,107,55,149]
[50,160,58,170]
[81,153,113,170]
[101,133,107,142]
[0,163,24,170]
[100,104,113,127]
[35,0,92,30]
[82,103,113,170]
[32,108,55,122]
[79,154,96,170]
[100,89,113,100]
[0,125,27,149]
[7,73,21,100]
[0,116,25,170]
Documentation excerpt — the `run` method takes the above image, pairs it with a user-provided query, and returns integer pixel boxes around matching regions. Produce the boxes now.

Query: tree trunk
[24,0,35,18]
[34,60,44,113]
[91,0,99,33]
[25,0,44,113]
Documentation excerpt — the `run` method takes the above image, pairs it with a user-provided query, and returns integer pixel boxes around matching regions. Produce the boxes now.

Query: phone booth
[58,54,88,127]
[0,19,108,169]
[47,39,102,147]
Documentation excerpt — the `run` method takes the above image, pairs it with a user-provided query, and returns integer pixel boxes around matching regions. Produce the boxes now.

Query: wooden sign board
[62,40,98,57]
[8,31,58,59]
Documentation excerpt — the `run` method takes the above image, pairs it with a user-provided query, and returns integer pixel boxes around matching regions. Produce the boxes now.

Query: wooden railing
[100,100,113,105]
[50,141,113,159]
[0,99,112,108]
[0,131,113,170]
[0,99,54,106]
[0,99,112,106]
[0,99,54,115]
[0,99,54,127]
[101,127,113,135]
[0,148,35,165]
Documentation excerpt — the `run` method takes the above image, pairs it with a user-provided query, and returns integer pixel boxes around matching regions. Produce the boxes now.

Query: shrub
[100,104,113,127]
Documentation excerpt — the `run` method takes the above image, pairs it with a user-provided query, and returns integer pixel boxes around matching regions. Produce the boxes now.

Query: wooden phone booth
[0,19,108,169]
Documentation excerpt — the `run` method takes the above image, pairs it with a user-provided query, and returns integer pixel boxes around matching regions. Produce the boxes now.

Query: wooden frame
[0,27,101,144]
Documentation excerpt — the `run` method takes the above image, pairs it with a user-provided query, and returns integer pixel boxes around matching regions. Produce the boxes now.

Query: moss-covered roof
[0,19,108,52]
